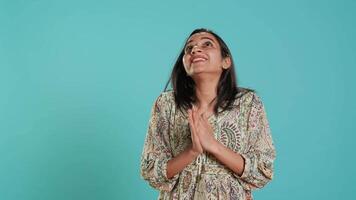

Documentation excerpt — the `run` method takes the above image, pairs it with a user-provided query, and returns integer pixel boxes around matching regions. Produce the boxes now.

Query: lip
[190,55,208,63]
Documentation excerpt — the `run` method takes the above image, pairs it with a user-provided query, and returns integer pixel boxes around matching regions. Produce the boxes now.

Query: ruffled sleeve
[140,92,179,192]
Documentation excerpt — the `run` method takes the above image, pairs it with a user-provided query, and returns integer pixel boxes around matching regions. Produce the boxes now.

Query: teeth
[192,58,206,62]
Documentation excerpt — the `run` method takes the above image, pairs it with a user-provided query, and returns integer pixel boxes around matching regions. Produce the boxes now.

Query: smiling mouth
[192,58,207,63]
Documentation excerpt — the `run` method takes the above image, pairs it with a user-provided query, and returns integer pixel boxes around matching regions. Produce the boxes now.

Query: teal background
[1,0,355,199]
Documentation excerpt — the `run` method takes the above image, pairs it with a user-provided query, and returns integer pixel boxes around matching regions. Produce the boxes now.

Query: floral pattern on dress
[140,88,276,200]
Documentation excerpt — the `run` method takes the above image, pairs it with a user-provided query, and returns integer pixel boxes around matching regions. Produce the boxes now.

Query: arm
[210,93,276,190]
[209,141,246,176]
[166,147,199,179]
[140,93,179,192]
[166,107,204,179]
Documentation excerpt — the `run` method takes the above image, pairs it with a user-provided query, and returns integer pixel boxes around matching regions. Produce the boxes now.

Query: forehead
[186,32,218,44]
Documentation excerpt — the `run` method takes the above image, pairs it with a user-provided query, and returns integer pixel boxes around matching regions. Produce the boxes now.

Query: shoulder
[152,90,175,110]
[236,87,264,107]
[155,90,174,103]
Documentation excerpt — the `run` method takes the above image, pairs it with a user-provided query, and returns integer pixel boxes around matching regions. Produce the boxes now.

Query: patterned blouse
[140,88,276,200]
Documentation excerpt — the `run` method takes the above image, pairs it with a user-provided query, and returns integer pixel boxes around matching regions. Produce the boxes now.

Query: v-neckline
[180,108,217,123]
[207,113,216,123]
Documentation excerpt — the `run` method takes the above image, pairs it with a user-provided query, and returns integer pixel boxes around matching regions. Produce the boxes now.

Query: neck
[193,75,219,108]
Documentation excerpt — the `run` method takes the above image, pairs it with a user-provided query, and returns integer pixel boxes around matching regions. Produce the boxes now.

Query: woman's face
[182,32,230,77]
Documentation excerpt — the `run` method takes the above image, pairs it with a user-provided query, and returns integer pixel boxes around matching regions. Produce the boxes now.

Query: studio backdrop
[1,0,355,199]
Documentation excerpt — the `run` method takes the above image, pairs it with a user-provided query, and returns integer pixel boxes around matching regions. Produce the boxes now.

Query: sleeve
[140,93,179,192]
[234,92,276,191]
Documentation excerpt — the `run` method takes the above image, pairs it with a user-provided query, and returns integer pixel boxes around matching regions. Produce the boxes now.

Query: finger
[201,115,211,128]
[202,112,211,124]
[194,109,203,122]
[188,118,197,140]
[193,105,202,121]
[188,110,195,129]
[192,104,198,113]
[198,113,213,134]
[200,112,204,120]
[190,107,195,121]
[193,104,197,111]
[193,110,205,139]
[189,122,196,140]
[203,112,208,120]
[192,107,199,128]
[191,126,199,142]
[189,119,200,145]
[201,112,209,124]
[198,112,206,125]
[200,112,205,120]
[188,109,198,134]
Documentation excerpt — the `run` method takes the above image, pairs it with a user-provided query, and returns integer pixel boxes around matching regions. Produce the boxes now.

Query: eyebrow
[186,36,215,45]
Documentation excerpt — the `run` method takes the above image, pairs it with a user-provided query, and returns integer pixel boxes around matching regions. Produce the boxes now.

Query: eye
[203,41,213,47]
[185,45,193,53]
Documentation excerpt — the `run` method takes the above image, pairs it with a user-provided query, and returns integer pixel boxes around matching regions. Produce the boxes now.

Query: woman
[140,28,276,200]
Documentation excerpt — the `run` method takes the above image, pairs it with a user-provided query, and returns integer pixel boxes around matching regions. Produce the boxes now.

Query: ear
[222,56,232,69]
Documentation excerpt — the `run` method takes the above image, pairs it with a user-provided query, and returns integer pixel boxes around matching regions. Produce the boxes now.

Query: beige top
[140,88,276,200]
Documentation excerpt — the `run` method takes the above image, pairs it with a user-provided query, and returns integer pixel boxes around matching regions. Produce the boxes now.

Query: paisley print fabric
[140,88,276,200]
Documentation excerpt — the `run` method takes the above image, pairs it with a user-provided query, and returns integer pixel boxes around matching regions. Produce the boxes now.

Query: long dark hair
[164,28,254,115]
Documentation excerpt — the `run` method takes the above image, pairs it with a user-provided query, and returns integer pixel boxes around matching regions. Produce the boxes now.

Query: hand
[188,105,218,153]
[188,108,203,156]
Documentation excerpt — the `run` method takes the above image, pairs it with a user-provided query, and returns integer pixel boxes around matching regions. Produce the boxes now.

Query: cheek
[209,53,223,64]
[182,56,190,67]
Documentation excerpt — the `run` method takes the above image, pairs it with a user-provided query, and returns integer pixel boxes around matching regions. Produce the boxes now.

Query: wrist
[188,147,201,158]
[209,140,222,155]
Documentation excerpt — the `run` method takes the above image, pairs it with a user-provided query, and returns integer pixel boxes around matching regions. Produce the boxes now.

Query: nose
[191,45,202,54]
